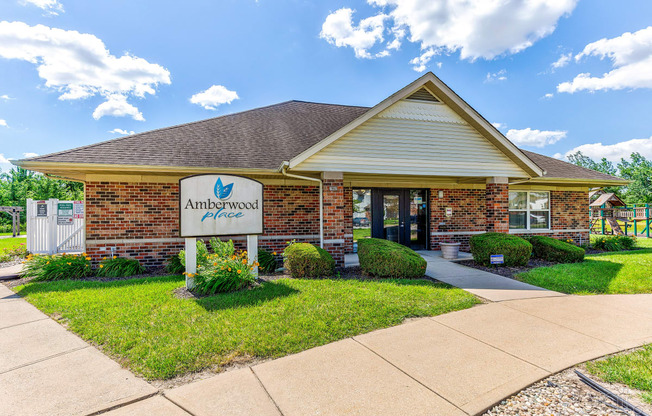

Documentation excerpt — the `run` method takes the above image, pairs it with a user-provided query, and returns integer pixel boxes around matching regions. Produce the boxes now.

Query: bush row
[357,238,427,278]
[469,233,585,266]
[591,235,636,251]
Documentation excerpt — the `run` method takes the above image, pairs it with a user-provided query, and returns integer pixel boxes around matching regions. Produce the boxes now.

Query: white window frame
[508,191,550,231]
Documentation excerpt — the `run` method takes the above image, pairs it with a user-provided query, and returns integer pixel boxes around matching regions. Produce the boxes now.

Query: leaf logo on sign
[214,178,234,200]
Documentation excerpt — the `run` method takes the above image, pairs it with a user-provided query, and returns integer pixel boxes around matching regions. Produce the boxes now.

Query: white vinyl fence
[26,199,85,254]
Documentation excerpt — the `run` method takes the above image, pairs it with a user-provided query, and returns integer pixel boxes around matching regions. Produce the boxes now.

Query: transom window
[508,191,550,230]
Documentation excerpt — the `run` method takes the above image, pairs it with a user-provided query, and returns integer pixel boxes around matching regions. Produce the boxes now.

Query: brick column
[322,172,345,267]
[485,177,509,233]
[343,186,354,253]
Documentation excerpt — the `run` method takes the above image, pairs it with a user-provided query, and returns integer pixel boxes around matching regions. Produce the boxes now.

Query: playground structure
[589,190,651,237]
[0,206,24,237]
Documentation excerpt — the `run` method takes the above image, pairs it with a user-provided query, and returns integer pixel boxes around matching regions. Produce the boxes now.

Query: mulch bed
[456,259,559,280]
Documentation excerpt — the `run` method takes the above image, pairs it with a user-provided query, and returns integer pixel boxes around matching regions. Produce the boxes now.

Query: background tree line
[0,167,84,230]
[567,151,651,204]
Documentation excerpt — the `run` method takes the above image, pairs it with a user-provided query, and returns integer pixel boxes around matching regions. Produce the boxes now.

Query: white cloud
[506,128,567,148]
[0,94,11,100]
[0,154,10,164]
[321,0,577,66]
[492,122,505,129]
[92,94,144,121]
[558,26,652,93]
[553,152,564,159]
[21,0,64,16]
[0,119,7,127]
[0,21,170,120]
[542,93,554,99]
[190,85,239,111]
[561,136,652,162]
[320,8,389,59]
[109,128,135,135]
[23,152,38,158]
[551,52,572,70]
[410,48,441,72]
[485,69,507,83]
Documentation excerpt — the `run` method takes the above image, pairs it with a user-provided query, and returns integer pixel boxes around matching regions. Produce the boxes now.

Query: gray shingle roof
[23,100,625,182]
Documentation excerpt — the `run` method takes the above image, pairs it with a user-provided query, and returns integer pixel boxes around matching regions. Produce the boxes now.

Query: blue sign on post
[490,254,504,265]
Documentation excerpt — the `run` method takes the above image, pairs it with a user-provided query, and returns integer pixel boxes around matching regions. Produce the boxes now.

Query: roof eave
[529,177,630,186]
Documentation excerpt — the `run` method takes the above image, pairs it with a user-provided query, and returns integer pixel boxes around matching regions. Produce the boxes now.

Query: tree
[617,153,652,203]
[567,151,652,204]
[0,167,84,228]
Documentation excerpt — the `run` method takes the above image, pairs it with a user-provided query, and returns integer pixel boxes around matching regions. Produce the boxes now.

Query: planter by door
[440,242,461,259]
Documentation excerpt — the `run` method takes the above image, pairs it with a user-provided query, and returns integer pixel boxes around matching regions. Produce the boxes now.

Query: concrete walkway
[0,284,158,416]
[156,294,652,416]
[346,251,564,302]
[418,251,565,302]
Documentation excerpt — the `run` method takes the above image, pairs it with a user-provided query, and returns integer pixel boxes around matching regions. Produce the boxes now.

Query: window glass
[509,211,527,229]
[352,189,371,243]
[529,192,549,210]
[508,191,527,210]
[529,211,550,229]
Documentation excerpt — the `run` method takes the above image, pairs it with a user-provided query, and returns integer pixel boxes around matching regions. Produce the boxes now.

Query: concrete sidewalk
[0,284,159,416]
[418,251,565,302]
[156,294,652,416]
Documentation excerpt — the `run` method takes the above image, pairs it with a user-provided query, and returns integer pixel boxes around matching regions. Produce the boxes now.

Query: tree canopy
[567,151,651,204]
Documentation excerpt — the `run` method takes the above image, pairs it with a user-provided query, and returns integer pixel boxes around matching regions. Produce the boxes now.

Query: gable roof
[288,72,544,177]
[21,101,369,170]
[15,76,626,186]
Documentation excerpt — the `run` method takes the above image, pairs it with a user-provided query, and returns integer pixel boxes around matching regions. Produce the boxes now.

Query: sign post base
[185,237,197,289]
[247,235,258,278]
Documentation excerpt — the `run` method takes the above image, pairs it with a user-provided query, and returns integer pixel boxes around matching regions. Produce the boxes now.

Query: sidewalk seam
[500,301,622,349]
[0,345,90,375]
[250,366,287,416]
[0,316,49,330]
[351,337,469,415]
[161,394,200,416]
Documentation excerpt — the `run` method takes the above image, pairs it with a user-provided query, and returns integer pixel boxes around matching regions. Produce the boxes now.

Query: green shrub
[166,254,185,274]
[96,256,145,277]
[22,253,93,281]
[178,239,210,268]
[209,238,235,258]
[529,236,584,263]
[592,235,636,251]
[193,251,256,294]
[469,233,532,267]
[258,249,278,273]
[357,238,427,278]
[283,243,335,278]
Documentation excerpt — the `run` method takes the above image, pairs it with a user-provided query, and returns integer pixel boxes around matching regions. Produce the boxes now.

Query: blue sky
[1,0,651,173]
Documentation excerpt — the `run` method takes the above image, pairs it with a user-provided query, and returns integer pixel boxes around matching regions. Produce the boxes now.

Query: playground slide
[606,218,624,235]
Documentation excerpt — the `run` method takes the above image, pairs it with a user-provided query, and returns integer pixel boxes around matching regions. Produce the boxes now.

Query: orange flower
[237,269,242,274]
[272,252,277,256]
[99,264,104,268]
[113,256,117,259]
[228,267,232,272]
[67,262,71,265]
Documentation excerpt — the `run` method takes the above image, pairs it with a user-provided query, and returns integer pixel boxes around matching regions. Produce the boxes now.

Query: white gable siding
[294,100,528,177]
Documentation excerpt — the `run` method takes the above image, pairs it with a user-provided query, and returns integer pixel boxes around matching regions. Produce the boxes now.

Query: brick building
[16,73,625,267]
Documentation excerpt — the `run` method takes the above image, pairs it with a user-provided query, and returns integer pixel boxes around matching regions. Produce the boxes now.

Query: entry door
[371,189,428,250]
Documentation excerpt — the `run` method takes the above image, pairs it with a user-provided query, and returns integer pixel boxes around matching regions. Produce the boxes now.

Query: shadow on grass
[195,280,300,312]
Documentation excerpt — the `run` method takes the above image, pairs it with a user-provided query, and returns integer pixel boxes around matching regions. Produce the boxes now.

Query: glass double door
[371,189,428,250]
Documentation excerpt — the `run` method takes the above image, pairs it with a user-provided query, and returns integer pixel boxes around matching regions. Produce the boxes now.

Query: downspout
[280,162,324,248]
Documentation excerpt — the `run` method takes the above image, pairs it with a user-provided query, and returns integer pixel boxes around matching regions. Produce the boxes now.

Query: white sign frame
[179,174,264,288]
[179,174,264,238]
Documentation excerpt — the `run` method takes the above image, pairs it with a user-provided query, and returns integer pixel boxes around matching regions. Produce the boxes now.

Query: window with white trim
[508,191,550,230]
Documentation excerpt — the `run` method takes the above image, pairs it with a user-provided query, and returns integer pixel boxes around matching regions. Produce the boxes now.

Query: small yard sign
[490,254,504,265]
[36,201,47,217]
[73,201,84,219]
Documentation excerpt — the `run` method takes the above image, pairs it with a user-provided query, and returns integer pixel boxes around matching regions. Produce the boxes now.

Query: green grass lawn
[517,247,652,295]
[586,344,652,405]
[0,237,26,251]
[353,228,371,241]
[15,276,479,380]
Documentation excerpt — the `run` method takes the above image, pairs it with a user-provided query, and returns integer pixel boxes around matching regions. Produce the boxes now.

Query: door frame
[370,188,429,250]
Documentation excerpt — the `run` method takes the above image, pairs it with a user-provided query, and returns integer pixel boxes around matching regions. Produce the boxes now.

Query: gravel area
[0,259,24,269]
[483,367,652,416]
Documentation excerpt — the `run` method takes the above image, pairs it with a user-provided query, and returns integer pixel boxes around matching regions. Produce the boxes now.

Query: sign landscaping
[57,202,73,225]
[490,254,504,265]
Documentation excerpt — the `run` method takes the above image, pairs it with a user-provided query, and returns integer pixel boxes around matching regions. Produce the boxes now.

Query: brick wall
[323,177,346,267]
[429,188,485,250]
[485,183,509,233]
[344,186,354,253]
[85,182,321,268]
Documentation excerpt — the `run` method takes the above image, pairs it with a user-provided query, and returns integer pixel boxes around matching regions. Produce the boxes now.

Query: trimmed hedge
[469,233,532,267]
[529,235,585,263]
[357,238,427,278]
[283,243,335,278]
